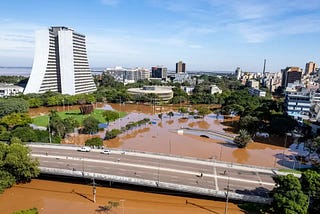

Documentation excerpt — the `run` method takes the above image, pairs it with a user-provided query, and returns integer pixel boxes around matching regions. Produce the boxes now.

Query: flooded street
[29,103,289,168]
[0,179,243,214]
[2,103,292,213]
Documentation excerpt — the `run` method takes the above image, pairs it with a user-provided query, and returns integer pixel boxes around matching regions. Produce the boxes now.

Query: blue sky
[0,0,319,72]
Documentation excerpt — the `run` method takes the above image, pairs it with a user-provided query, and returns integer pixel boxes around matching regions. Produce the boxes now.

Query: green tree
[27,98,43,108]
[269,116,298,136]
[305,137,320,159]
[1,142,39,183]
[0,131,11,141]
[46,95,63,106]
[178,107,188,118]
[82,116,99,134]
[0,170,15,193]
[12,208,38,214]
[10,137,22,145]
[300,170,320,213]
[103,110,119,125]
[239,115,260,135]
[271,174,308,214]
[85,137,103,147]
[167,111,174,118]
[11,127,36,142]
[104,129,122,140]
[196,106,211,118]
[0,98,29,118]
[63,117,80,134]
[0,113,32,130]
[48,110,66,138]
[234,129,252,148]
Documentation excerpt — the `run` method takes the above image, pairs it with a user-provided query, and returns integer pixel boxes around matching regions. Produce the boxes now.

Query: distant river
[0,67,103,77]
[0,67,31,76]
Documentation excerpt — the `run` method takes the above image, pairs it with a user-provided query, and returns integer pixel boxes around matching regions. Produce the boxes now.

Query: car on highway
[101,149,111,154]
[77,146,91,152]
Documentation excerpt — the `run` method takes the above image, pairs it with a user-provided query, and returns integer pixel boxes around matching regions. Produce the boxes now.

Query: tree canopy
[0,142,39,193]
[271,174,308,214]
[0,98,29,118]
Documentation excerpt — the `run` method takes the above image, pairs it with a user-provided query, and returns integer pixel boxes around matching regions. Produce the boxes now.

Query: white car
[101,149,111,154]
[77,146,91,152]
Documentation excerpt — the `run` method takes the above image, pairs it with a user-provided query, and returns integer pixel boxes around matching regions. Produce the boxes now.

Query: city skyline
[0,0,319,72]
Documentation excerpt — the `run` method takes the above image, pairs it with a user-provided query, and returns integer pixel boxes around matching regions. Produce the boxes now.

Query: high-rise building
[175,61,186,73]
[235,67,242,80]
[305,61,318,76]
[281,67,302,88]
[151,66,167,80]
[24,26,96,95]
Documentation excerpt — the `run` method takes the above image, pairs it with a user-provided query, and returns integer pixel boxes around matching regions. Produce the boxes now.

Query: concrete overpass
[29,144,276,204]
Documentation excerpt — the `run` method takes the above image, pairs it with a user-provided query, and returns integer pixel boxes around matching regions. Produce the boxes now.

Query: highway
[29,144,277,202]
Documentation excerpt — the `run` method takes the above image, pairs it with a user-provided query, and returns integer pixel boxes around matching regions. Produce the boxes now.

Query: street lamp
[92,177,96,203]
[224,171,230,214]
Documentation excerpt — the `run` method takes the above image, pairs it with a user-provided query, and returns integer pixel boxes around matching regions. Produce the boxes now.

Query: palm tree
[234,129,252,148]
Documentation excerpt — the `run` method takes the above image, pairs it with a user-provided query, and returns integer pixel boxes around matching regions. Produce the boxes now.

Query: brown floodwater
[29,103,290,168]
[9,103,290,213]
[0,179,244,214]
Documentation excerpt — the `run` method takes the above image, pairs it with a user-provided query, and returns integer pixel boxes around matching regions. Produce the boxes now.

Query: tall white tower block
[24,26,96,95]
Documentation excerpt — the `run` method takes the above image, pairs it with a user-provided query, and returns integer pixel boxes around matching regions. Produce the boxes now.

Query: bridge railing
[40,167,272,204]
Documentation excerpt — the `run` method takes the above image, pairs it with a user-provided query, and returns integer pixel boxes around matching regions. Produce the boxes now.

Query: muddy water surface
[30,103,289,168]
[11,103,290,213]
[0,179,243,214]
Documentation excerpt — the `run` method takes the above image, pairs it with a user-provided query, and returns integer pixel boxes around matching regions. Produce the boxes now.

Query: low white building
[127,86,173,102]
[0,84,24,97]
[210,85,222,94]
[181,86,194,95]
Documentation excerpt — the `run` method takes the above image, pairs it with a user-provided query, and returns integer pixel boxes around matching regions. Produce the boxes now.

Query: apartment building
[24,26,96,95]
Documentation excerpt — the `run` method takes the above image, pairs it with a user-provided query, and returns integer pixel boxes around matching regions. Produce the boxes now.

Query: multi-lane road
[29,144,277,203]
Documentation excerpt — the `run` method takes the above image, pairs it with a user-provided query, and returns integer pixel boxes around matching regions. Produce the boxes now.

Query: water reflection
[29,103,291,168]
[232,148,249,163]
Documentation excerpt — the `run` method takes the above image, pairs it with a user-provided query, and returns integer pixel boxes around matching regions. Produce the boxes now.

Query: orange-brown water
[0,179,244,214]
[6,103,288,213]
[29,103,288,168]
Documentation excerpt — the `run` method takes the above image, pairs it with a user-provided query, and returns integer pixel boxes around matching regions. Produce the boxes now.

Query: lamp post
[48,116,52,144]
[92,177,96,203]
[224,172,230,214]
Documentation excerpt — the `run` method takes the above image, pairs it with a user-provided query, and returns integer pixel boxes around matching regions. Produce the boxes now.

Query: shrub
[105,129,122,140]
[85,137,103,147]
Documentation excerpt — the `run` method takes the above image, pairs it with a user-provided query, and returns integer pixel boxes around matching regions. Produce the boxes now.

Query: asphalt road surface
[30,144,276,197]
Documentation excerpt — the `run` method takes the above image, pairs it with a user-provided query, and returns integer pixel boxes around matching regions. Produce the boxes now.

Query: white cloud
[0,20,45,65]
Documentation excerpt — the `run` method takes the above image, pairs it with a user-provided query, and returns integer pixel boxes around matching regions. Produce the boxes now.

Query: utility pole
[48,116,52,144]
[92,177,96,203]
[224,172,230,214]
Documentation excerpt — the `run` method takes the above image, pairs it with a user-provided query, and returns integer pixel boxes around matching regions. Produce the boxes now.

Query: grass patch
[32,109,126,127]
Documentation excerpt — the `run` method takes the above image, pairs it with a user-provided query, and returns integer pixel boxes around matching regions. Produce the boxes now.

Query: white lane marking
[213,163,219,191]
[33,154,275,186]
[29,144,277,174]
